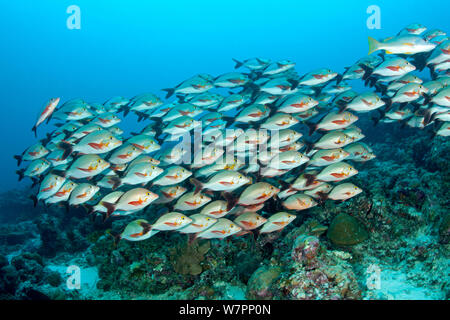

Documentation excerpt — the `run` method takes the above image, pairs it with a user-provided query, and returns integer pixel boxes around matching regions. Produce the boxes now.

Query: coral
[170,240,211,276]
[246,265,282,300]
[278,233,361,300]
[327,213,369,246]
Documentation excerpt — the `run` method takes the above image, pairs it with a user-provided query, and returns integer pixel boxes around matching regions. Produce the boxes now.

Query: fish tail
[335,73,343,85]
[57,141,73,160]
[303,173,317,187]
[31,125,37,138]
[222,191,238,212]
[16,169,25,181]
[106,230,121,247]
[83,204,95,215]
[305,121,317,136]
[29,194,38,208]
[121,104,131,117]
[381,98,393,113]
[13,155,22,167]
[359,64,374,81]
[232,58,243,69]
[371,115,381,126]
[189,178,204,195]
[162,88,175,99]
[368,36,381,55]
[316,191,328,205]
[140,221,153,234]
[101,201,116,221]
[109,176,122,191]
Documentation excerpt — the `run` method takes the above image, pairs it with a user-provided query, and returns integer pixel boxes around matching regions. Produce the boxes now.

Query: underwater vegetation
[1,22,450,300]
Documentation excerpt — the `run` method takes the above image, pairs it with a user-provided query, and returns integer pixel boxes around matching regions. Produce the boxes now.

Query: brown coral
[170,240,211,276]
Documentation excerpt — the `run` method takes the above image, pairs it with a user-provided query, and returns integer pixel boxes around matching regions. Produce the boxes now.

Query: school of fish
[14,23,450,243]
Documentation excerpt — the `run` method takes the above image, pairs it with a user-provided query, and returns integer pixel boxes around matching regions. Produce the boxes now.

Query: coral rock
[327,213,368,246]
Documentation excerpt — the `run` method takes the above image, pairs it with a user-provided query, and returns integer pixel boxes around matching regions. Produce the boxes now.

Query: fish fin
[83,204,95,215]
[189,178,204,195]
[162,88,175,99]
[13,155,22,167]
[338,103,348,113]
[303,173,316,187]
[232,58,243,69]
[101,202,116,221]
[29,195,38,208]
[139,221,152,234]
[422,93,432,106]
[305,121,317,136]
[381,98,392,112]
[106,230,121,247]
[368,36,381,55]
[287,78,299,90]
[31,125,37,138]
[222,191,238,212]
[51,169,66,178]
[371,115,381,127]
[16,169,25,181]
[57,141,73,160]
[316,191,328,204]
[303,139,315,154]
[358,63,374,81]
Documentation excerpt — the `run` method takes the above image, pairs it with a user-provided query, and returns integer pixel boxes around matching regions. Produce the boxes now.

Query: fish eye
[182,217,185,220]
[146,192,150,196]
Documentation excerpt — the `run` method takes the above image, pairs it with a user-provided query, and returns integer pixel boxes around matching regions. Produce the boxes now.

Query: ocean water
[0,0,449,301]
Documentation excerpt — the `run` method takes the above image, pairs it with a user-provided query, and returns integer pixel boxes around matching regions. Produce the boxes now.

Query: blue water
[1,0,449,192]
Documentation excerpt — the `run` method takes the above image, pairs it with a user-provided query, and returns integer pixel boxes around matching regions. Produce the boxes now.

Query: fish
[307,148,350,167]
[196,218,242,239]
[154,185,187,204]
[69,183,100,206]
[65,154,110,179]
[151,212,192,231]
[16,159,51,181]
[174,192,212,211]
[152,166,192,186]
[102,188,159,218]
[190,170,250,194]
[32,98,60,137]
[234,212,267,231]
[259,212,296,233]
[199,200,230,218]
[368,35,436,55]
[14,143,49,166]
[282,194,317,211]
[119,219,159,241]
[163,75,213,98]
[45,180,78,205]
[178,214,218,234]
[304,161,358,186]
[323,183,363,201]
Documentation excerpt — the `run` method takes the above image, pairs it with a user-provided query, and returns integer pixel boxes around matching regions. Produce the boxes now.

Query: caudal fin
[232,58,243,69]
[16,169,25,181]
[368,36,381,55]
[189,178,204,195]
[31,125,37,138]
[303,173,317,187]
[222,192,239,212]
[101,201,116,221]
[57,141,73,160]
[162,88,175,99]
[13,155,22,167]
[29,195,38,208]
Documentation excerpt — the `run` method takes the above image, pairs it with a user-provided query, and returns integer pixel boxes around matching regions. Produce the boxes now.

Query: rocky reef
[0,124,448,300]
